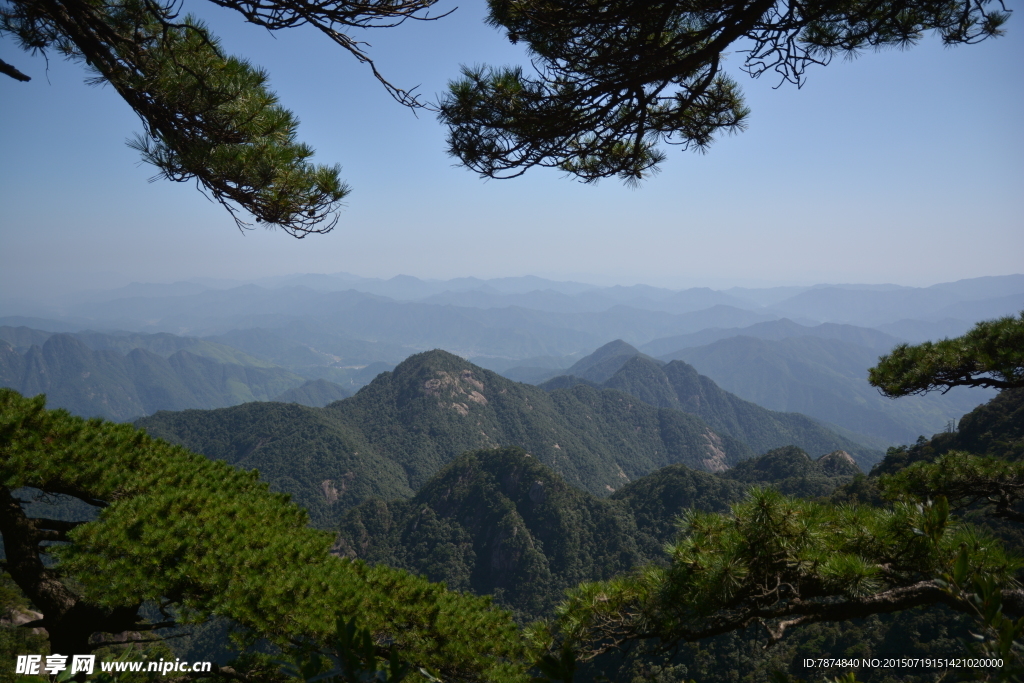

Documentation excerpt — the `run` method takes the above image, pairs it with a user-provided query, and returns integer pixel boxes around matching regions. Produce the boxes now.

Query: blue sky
[1,3,1022,299]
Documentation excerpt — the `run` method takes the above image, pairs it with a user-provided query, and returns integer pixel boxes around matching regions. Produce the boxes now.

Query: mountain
[768,278,1024,327]
[7,276,1021,371]
[0,334,306,421]
[612,446,860,557]
[207,324,414,368]
[925,274,1024,301]
[0,326,52,352]
[415,286,756,315]
[22,283,783,359]
[639,318,904,357]
[560,340,661,384]
[539,346,884,468]
[336,445,860,618]
[721,445,861,496]
[870,388,1024,477]
[136,350,753,527]
[272,379,351,407]
[875,318,977,343]
[0,325,272,367]
[667,335,992,446]
[336,447,646,618]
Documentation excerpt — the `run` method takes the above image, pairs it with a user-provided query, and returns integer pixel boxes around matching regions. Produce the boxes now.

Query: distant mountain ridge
[538,341,883,469]
[0,333,307,420]
[4,274,1019,374]
[639,318,905,356]
[669,335,992,445]
[272,379,351,407]
[136,350,756,527]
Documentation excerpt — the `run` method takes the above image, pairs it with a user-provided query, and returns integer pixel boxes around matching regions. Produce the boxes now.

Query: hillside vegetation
[0,334,307,421]
[539,341,882,468]
[336,445,860,620]
[137,350,755,527]
[668,335,991,445]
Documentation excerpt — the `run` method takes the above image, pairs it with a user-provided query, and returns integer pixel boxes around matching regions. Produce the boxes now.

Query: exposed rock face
[425,369,489,416]
[817,450,861,477]
[321,479,340,504]
[701,429,730,472]
[529,480,547,504]
[1,607,46,636]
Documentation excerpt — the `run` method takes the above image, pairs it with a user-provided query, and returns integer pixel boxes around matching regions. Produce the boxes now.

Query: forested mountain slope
[541,344,883,468]
[0,325,273,366]
[336,447,646,619]
[137,350,753,527]
[669,335,991,445]
[272,378,351,406]
[0,334,306,420]
[336,445,861,619]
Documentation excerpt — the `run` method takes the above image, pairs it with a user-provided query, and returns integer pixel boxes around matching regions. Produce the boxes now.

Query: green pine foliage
[833,388,1024,572]
[441,0,1007,182]
[1,0,348,234]
[0,388,531,681]
[556,490,1017,662]
[869,312,1024,397]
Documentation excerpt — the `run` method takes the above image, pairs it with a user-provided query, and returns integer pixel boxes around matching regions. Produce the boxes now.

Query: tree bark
[0,486,140,655]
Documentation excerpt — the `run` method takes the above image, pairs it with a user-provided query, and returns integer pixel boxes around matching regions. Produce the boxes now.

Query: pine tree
[869,312,1024,397]
[439,0,1011,182]
[552,487,1020,659]
[0,388,531,682]
[0,0,441,235]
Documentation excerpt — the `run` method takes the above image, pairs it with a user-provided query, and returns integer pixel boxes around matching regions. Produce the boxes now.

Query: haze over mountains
[0,272,1017,450]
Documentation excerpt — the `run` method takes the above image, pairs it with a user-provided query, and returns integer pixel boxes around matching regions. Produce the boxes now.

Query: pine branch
[0,57,31,81]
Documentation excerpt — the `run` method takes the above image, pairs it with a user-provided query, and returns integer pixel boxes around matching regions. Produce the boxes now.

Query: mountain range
[0,330,350,420]
[665,335,990,445]
[535,341,882,468]
[5,274,1020,356]
[134,349,884,528]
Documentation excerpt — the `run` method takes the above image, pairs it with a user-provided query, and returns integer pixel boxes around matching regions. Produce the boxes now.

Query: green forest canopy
[0,388,530,681]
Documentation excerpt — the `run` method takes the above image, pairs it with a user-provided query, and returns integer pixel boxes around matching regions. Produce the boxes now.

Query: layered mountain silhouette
[272,379,351,407]
[639,318,904,356]
[667,335,991,445]
[137,350,755,527]
[538,341,882,468]
[0,333,307,420]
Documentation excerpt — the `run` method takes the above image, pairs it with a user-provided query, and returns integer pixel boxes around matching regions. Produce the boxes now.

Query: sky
[1,3,1022,301]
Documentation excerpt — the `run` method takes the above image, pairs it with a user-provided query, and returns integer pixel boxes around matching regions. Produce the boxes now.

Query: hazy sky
[1,3,1022,299]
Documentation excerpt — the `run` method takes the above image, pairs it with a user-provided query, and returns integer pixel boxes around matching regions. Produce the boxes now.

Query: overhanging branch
[0,57,31,81]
